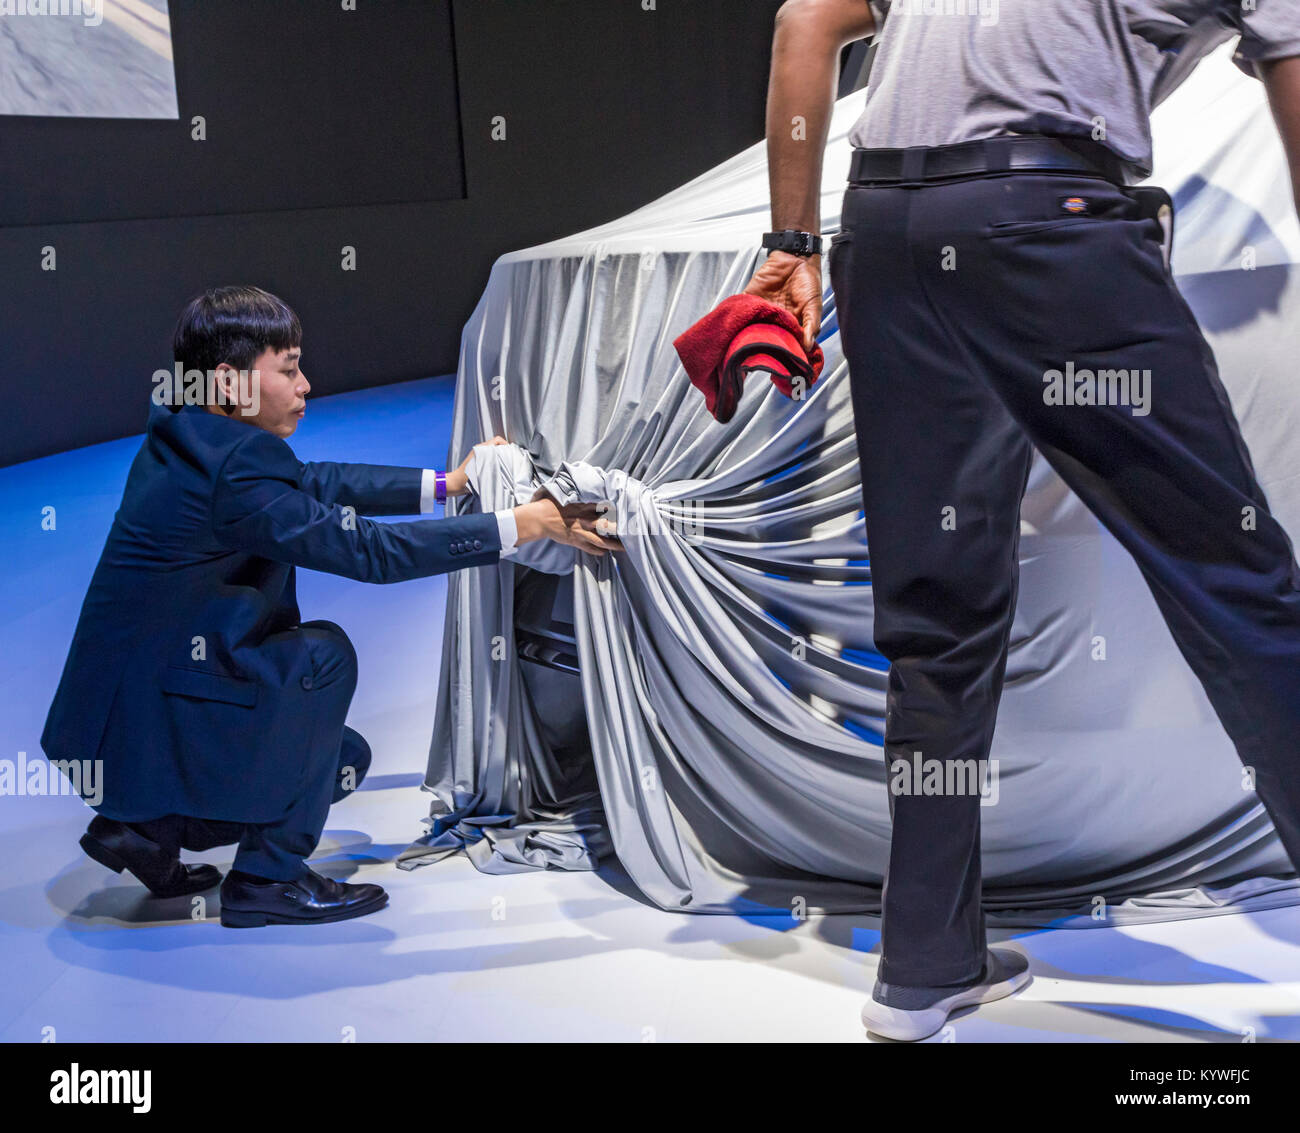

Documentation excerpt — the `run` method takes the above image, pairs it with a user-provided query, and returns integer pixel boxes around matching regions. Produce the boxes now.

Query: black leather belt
[848,135,1133,186]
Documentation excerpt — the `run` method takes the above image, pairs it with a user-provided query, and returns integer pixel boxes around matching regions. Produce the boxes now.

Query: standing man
[746,1,1300,1039]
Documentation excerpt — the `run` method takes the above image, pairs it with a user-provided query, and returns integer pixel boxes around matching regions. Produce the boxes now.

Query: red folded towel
[673,293,825,423]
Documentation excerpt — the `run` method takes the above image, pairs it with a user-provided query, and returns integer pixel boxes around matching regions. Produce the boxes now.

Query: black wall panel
[0,0,789,466]
[0,0,466,225]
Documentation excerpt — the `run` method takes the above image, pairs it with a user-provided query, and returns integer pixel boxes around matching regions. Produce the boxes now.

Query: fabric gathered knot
[469,446,663,574]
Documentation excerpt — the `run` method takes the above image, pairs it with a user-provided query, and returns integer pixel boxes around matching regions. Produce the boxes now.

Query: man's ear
[211,363,241,414]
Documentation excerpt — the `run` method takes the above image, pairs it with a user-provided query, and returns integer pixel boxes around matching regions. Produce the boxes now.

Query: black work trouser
[133,621,370,881]
[829,166,1300,986]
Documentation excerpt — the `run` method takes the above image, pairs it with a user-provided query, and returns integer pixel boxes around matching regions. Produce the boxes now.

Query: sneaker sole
[861,965,1032,1042]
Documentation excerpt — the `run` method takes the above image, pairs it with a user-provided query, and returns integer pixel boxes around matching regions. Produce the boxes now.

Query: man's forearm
[1263,55,1300,218]
[766,0,877,234]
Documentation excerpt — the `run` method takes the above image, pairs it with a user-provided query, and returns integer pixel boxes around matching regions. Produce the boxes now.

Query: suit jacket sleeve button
[301,675,314,690]
[473,539,482,550]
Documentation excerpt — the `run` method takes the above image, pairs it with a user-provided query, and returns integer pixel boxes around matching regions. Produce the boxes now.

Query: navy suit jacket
[41,402,503,823]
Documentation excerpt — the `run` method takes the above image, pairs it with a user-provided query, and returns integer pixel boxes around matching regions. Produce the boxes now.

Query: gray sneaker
[861,946,1031,1041]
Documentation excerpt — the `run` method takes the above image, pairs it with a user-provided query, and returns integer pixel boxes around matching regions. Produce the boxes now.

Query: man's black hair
[172,285,302,374]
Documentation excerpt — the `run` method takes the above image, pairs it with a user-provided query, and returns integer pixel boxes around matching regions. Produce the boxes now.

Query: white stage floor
[3,379,1297,1043]
[6,802,1300,1043]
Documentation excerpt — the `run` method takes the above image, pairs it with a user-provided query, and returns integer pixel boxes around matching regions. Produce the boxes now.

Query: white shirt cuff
[420,468,439,514]
[495,508,519,557]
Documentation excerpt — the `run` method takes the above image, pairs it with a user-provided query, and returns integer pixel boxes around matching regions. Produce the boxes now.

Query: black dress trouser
[829,165,1300,986]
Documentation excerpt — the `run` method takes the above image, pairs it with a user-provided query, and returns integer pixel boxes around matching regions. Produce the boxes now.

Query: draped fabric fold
[399,47,1300,922]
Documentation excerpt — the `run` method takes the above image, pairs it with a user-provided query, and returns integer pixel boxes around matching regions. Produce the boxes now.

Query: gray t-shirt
[847,0,1300,179]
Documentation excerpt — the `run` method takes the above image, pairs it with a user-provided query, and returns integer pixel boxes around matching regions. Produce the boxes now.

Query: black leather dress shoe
[80,815,222,898]
[218,868,388,928]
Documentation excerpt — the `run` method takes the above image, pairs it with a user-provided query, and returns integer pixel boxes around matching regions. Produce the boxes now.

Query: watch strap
[762,229,823,257]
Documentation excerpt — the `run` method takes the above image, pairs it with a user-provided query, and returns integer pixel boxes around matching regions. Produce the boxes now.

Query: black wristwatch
[762,229,823,257]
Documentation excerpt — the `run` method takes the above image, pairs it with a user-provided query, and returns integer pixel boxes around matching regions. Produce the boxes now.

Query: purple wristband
[435,470,447,502]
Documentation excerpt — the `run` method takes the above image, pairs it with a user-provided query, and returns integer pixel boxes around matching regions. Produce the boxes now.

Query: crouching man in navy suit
[42,286,619,927]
